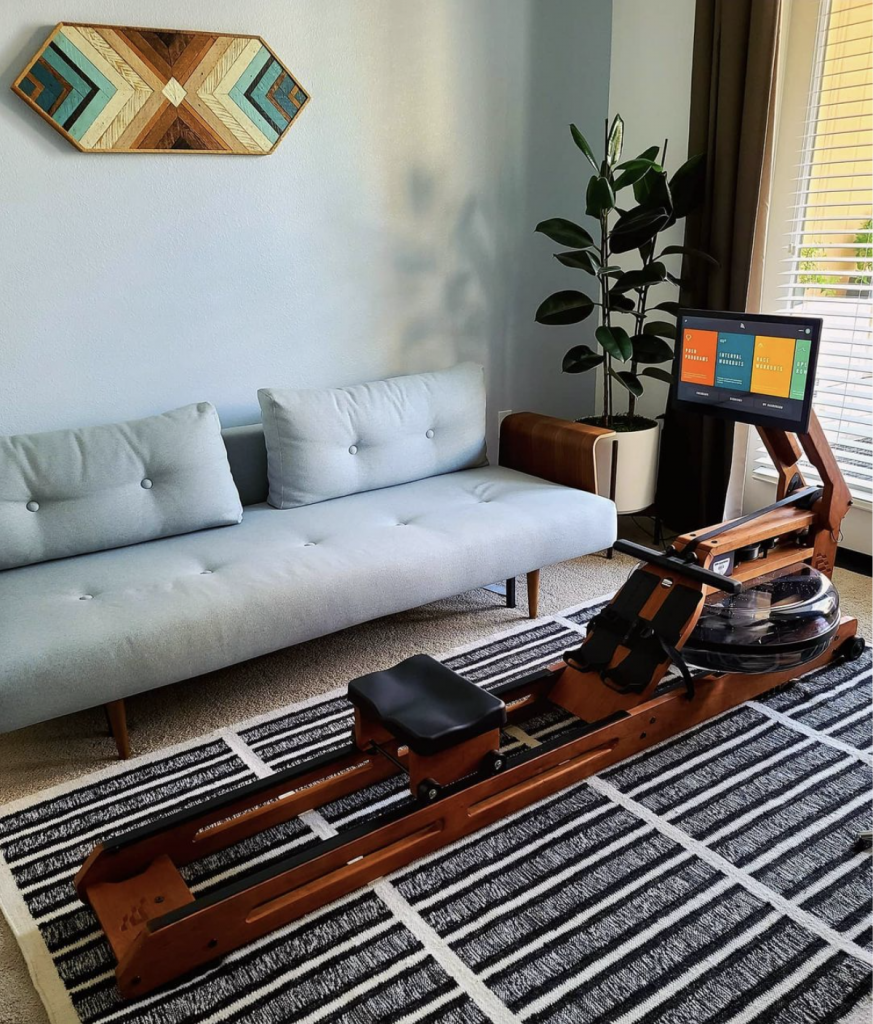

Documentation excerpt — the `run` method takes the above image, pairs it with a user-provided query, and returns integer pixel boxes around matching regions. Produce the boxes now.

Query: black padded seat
[348,654,507,756]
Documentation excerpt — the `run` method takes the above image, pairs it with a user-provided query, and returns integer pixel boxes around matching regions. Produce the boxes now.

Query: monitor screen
[671,309,821,433]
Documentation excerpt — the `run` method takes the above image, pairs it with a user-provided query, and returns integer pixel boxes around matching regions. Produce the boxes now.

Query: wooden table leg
[527,569,540,618]
[105,699,131,760]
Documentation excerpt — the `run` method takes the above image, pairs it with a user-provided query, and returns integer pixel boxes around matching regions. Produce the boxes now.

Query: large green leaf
[607,114,624,167]
[643,320,677,340]
[639,239,656,263]
[658,244,719,267]
[535,218,595,249]
[667,272,692,289]
[670,153,706,219]
[535,290,596,325]
[614,166,649,192]
[653,300,680,316]
[634,170,673,218]
[612,262,667,293]
[570,124,599,171]
[614,161,662,192]
[641,367,674,384]
[562,344,605,373]
[609,207,670,253]
[609,367,643,397]
[586,175,615,218]
[595,324,632,361]
[554,249,600,274]
[612,207,666,236]
[631,333,673,364]
[615,157,662,174]
[608,290,636,313]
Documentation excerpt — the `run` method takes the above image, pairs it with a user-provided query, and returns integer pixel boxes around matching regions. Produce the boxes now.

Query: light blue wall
[511,1,614,423]
[0,1,611,447]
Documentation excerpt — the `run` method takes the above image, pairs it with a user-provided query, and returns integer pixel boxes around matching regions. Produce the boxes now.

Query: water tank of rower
[682,564,841,674]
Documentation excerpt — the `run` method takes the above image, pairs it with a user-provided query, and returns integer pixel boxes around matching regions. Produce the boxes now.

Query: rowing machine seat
[348,654,506,756]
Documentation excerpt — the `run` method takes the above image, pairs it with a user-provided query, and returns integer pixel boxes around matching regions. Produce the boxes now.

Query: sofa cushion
[258,363,488,509]
[0,466,616,731]
[0,402,243,570]
[222,424,269,506]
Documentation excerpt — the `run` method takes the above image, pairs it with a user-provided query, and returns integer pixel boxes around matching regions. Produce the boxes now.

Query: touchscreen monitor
[671,309,821,432]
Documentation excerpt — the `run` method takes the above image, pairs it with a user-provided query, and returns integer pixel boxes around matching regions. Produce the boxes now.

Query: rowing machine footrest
[348,654,507,757]
[568,580,703,695]
[565,570,660,674]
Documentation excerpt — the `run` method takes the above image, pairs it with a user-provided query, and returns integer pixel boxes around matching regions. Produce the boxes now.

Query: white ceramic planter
[594,422,661,514]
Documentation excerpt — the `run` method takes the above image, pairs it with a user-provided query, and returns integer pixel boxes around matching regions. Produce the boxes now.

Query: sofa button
[26,500,39,512]
[348,445,358,455]
[141,478,153,489]
[79,595,93,601]
[426,429,434,439]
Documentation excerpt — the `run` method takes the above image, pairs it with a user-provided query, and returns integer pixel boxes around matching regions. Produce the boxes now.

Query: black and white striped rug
[1,596,871,1024]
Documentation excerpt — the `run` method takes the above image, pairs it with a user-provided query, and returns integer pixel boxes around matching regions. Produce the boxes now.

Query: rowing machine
[75,310,864,997]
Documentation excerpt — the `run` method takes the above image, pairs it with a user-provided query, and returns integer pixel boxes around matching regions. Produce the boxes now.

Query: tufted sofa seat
[0,463,615,732]
[1,365,618,756]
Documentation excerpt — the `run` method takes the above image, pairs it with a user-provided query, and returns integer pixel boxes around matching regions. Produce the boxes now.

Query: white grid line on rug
[589,776,873,968]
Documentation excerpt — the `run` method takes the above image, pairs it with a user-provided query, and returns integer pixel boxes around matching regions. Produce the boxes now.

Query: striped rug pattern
[0,596,870,1024]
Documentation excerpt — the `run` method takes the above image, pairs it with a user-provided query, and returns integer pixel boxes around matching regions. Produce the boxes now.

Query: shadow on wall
[390,167,514,449]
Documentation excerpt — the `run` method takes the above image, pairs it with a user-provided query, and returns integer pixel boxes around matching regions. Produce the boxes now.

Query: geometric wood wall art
[11,24,309,154]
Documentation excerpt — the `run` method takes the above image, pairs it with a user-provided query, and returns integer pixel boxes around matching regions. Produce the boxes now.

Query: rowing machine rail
[74,410,859,998]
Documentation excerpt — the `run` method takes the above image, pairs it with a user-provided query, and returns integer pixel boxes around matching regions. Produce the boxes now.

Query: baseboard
[835,547,873,577]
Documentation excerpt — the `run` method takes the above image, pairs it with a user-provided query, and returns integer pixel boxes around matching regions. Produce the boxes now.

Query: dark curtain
[656,0,781,533]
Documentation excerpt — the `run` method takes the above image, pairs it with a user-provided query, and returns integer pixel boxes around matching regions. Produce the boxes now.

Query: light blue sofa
[0,364,616,756]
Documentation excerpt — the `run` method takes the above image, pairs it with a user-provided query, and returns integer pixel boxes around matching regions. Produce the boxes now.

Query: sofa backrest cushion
[222,424,269,506]
[258,363,488,509]
[0,402,243,570]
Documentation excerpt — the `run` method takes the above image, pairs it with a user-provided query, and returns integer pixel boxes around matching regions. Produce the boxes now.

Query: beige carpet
[0,545,869,1024]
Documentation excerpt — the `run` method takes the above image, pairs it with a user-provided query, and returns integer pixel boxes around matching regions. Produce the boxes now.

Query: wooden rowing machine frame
[74,410,860,998]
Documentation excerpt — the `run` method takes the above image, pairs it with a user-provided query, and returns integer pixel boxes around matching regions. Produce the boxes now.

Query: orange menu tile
[750,336,796,398]
[680,329,718,386]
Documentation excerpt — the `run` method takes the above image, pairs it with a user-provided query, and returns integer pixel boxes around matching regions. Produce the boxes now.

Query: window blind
[755,0,873,506]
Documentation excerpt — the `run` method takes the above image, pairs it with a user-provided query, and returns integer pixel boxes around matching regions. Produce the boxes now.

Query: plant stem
[600,209,612,427]
[629,261,652,419]
[601,118,613,428]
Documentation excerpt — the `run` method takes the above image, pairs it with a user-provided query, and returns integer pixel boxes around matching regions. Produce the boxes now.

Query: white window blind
[755,0,873,506]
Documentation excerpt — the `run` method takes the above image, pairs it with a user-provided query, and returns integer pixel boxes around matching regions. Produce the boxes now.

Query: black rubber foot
[417,779,441,803]
[841,637,866,662]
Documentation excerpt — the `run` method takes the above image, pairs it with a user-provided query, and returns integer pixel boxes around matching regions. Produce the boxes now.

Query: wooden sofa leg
[527,569,541,619]
[105,699,131,760]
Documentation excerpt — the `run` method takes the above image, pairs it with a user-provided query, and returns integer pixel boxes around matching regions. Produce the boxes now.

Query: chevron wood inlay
[12,23,310,154]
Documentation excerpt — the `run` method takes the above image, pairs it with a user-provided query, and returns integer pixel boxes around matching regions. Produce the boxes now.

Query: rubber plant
[535,115,715,430]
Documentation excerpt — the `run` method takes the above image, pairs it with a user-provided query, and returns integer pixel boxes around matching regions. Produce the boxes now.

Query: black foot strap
[601,584,702,695]
[567,579,702,697]
[652,633,696,700]
[565,570,659,672]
